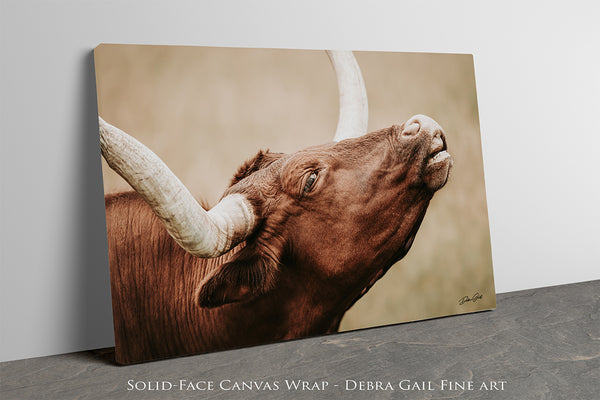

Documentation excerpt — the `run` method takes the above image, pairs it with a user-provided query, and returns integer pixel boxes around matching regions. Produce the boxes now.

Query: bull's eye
[303,172,318,194]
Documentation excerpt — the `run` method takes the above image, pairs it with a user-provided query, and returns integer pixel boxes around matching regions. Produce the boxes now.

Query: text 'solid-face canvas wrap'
[94,44,496,364]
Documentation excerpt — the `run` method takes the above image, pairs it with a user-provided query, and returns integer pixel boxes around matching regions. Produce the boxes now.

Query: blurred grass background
[94,45,495,331]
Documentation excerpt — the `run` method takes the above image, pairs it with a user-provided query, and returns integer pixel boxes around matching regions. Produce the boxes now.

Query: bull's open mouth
[424,134,452,191]
[428,149,451,165]
[427,134,450,166]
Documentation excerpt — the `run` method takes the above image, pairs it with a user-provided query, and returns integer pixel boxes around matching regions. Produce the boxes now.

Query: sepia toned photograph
[94,44,495,364]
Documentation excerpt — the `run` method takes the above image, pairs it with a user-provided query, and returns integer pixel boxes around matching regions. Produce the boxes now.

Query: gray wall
[1,0,599,362]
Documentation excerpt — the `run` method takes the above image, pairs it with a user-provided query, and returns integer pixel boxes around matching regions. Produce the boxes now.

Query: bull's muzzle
[402,115,444,139]
[403,114,453,191]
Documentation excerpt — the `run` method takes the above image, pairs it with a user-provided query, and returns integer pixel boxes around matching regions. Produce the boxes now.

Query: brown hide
[106,192,337,364]
[105,116,452,364]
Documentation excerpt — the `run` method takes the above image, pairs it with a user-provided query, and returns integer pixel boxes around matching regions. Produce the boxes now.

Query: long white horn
[326,50,368,141]
[99,117,256,258]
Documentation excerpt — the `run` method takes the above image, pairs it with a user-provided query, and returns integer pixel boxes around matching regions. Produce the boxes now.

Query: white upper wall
[1,0,599,362]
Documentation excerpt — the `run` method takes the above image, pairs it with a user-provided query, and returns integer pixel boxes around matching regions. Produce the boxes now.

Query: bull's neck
[269,268,349,337]
[277,195,433,336]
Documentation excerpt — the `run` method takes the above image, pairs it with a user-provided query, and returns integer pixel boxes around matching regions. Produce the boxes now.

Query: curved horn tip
[326,50,369,142]
[98,116,108,130]
[98,117,258,258]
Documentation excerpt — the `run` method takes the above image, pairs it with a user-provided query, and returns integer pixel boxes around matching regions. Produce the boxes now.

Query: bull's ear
[229,150,285,186]
[195,249,280,308]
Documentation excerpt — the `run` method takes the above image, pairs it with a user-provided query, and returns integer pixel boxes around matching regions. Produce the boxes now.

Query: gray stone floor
[1,280,598,399]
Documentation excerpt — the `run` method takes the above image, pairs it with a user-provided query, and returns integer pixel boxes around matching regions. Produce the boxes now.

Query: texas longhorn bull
[99,51,452,364]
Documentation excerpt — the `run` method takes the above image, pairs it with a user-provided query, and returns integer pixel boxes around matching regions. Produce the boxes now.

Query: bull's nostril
[402,122,420,136]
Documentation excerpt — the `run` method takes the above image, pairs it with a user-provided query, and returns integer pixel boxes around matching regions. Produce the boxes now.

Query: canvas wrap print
[94,44,495,364]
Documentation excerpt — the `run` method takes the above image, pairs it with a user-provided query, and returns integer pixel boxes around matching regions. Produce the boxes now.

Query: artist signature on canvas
[458,292,483,305]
